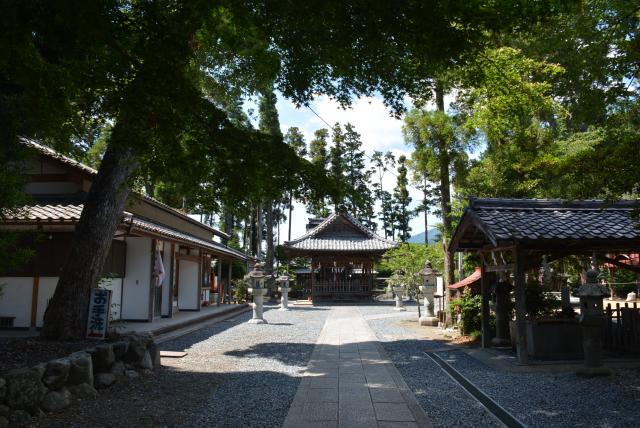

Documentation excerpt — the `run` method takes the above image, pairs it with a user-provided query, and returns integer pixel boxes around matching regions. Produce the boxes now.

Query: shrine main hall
[284,211,398,301]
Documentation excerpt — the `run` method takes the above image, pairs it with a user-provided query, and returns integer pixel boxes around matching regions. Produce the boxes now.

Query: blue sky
[244,92,451,242]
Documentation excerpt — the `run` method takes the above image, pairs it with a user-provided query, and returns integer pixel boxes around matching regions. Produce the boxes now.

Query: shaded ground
[0,337,97,374]
[37,305,329,428]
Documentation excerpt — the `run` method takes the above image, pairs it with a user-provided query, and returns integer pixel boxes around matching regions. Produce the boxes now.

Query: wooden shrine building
[284,212,398,301]
[449,198,640,364]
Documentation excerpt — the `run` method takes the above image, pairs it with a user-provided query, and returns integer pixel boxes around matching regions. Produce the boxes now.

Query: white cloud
[259,94,448,241]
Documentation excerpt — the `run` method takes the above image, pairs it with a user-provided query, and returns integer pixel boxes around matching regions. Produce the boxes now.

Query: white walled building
[0,141,248,329]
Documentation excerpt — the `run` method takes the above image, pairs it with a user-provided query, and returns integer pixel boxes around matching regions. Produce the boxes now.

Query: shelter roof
[2,203,248,260]
[284,212,398,254]
[448,267,481,289]
[450,198,640,253]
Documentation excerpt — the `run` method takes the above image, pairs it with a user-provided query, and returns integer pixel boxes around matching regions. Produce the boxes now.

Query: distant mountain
[407,228,441,244]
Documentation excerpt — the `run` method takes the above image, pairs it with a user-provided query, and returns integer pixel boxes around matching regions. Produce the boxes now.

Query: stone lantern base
[278,286,290,311]
[419,316,438,326]
[392,286,406,311]
[248,288,269,324]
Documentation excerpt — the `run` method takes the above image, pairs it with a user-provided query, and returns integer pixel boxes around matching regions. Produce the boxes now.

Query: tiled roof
[21,139,98,175]
[20,139,230,240]
[285,212,398,253]
[2,203,247,260]
[125,215,248,260]
[451,198,640,251]
[1,204,84,222]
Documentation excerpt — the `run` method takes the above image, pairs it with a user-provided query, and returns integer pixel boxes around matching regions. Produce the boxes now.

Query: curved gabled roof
[284,212,398,253]
[450,197,640,252]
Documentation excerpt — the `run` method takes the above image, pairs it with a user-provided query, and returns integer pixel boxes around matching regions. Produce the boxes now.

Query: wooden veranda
[284,211,397,301]
[449,198,640,364]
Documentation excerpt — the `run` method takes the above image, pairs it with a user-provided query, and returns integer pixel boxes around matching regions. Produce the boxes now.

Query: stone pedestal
[574,268,610,376]
[392,286,406,311]
[418,285,438,326]
[491,281,512,346]
[248,288,268,324]
[278,286,290,311]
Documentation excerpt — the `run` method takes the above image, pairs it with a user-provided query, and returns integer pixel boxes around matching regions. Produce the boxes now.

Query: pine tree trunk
[256,202,263,260]
[288,192,293,242]
[265,199,274,274]
[424,193,429,245]
[41,143,139,340]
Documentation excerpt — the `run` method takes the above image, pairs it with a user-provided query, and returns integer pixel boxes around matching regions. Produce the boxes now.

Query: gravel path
[438,349,640,428]
[38,304,329,428]
[361,305,500,428]
[363,303,640,428]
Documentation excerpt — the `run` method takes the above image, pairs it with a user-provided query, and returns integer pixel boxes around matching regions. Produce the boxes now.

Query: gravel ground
[38,304,329,428]
[437,349,640,428]
[362,303,640,428]
[360,305,500,428]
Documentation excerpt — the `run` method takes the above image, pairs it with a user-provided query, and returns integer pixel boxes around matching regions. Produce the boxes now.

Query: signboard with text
[86,288,112,339]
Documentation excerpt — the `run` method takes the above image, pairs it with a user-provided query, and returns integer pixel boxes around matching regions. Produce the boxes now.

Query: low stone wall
[0,333,160,427]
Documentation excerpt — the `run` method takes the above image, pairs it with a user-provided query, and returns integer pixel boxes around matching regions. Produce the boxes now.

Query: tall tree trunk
[265,199,274,274]
[288,192,293,242]
[435,82,455,321]
[423,180,429,246]
[256,202,263,260]
[41,143,139,340]
[250,207,257,257]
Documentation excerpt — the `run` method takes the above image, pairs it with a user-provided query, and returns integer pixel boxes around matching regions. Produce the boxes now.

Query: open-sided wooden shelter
[450,198,640,364]
[284,211,397,301]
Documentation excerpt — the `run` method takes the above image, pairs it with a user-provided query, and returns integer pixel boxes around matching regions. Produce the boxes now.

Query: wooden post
[513,246,529,364]
[228,259,233,303]
[31,275,40,328]
[480,258,491,348]
[310,258,316,301]
[217,257,223,303]
[168,243,175,317]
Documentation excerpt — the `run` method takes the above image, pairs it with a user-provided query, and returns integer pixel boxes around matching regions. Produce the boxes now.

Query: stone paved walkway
[284,306,432,428]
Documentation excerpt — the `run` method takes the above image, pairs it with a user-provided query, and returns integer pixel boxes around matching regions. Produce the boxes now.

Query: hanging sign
[86,288,112,339]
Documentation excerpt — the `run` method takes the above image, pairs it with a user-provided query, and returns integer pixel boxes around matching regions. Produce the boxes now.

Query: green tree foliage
[378,243,444,279]
[393,155,414,242]
[307,129,331,217]
[371,151,396,238]
[341,124,375,226]
[2,0,574,339]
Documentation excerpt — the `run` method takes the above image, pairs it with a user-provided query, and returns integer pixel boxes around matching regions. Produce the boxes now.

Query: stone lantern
[247,262,268,324]
[573,268,610,376]
[276,274,291,311]
[390,272,406,311]
[418,261,439,326]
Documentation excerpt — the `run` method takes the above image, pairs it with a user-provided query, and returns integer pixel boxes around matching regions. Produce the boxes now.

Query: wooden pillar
[217,257,223,303]
[168,243,175,317]
[310,258,316,301]
[228,259,233,303]
[30,275,40,328]
[513,246,529,364]
[480,258,492,348]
